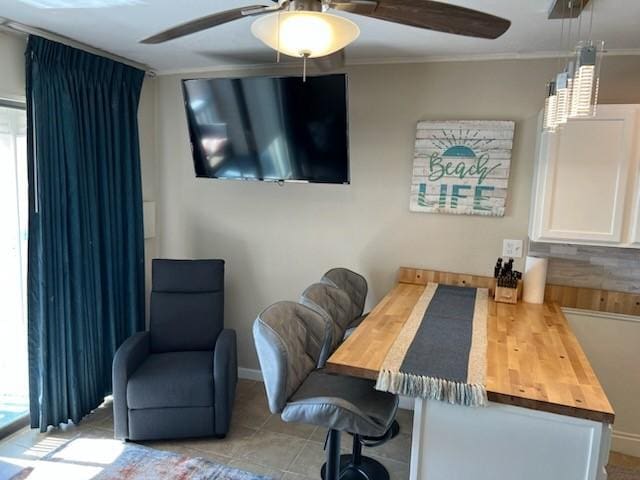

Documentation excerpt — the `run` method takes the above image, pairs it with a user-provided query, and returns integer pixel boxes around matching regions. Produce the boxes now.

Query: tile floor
[0,378,638,480]
[0,379,412,479]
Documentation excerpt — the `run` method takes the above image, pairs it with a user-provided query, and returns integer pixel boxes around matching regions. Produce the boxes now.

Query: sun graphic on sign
[432,129,497,159]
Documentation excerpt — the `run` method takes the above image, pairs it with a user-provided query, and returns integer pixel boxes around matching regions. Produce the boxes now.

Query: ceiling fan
[141,0,510,70]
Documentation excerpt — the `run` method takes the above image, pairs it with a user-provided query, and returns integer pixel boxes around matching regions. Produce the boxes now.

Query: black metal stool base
[321,454,390,480]
[357,420,400,447]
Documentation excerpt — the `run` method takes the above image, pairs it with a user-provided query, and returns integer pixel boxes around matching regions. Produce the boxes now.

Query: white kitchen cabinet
[529,105,640,247]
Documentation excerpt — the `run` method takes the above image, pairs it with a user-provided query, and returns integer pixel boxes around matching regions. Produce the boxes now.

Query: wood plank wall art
[410,120,515,216]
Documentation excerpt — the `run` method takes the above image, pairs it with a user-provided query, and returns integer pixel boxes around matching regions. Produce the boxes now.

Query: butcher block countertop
[325,268,615,424]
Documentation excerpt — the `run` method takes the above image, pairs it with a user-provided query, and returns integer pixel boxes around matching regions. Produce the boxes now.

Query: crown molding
[155,48,640,76]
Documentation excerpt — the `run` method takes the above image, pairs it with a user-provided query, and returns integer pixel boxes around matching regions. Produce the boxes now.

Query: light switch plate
[502,239,523,258]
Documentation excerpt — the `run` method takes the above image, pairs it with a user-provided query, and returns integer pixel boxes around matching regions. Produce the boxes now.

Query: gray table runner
[375,283,488,407]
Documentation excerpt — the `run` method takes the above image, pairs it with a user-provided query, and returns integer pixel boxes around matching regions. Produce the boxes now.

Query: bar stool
[253,301,398,480]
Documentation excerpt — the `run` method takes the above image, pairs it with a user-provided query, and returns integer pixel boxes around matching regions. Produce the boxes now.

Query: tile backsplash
[528,241,640,294]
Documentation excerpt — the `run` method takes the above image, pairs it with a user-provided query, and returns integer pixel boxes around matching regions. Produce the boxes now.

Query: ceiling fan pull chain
[303,54,307,82]
[276,11,281,63]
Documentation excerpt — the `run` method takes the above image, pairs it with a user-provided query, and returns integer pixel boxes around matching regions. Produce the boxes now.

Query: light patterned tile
[363,432,412,464]
[371,454,410,480]
[609,451,640,469]
[395,409,414,434]
[231,389,272,429]
[261,415,316,440]
[285,441,328,478]
[234,431,305,471]
[192,426,257,457]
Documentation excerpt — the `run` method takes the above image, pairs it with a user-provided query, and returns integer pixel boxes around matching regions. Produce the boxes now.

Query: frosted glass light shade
[554,70,572,126]
[543,81,557,132]
[251,11,359,58]
[569,41,603,118]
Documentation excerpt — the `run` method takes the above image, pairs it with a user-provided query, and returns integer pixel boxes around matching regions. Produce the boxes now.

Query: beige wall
[0,32,26,101]
[152,55,640,370]
[138,78,158,324]
[566,310,640,457]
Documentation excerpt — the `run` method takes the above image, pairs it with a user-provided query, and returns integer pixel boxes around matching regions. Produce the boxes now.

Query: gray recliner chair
[113,259,237,441]
[253,301,398,480]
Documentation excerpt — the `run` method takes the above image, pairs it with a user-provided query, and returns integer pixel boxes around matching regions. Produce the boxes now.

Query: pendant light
[543,81,558,131]
[543,0,569,132]
[568,1,603,118]
[555,65,573,126]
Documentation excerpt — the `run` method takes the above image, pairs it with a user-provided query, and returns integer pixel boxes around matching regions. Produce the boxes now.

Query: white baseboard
[612,430,640,457]
[238,367,415,411]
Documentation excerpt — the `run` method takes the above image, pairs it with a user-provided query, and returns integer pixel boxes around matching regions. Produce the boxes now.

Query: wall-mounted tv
[182,73,349,184]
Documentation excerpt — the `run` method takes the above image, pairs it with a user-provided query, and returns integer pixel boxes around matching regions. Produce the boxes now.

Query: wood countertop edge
[323,361,616,424]
[487,391,615,424]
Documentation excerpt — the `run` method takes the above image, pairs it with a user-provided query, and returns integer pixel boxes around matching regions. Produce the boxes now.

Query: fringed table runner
[375,283,488,407]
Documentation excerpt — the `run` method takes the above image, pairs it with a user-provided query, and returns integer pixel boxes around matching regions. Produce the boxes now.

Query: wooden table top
[325,269,615,424]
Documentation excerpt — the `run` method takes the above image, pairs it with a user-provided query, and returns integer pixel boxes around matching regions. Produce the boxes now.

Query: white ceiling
[1,0,639,74]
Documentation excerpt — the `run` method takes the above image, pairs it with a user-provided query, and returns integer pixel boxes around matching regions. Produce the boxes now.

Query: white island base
[409,399,612,480]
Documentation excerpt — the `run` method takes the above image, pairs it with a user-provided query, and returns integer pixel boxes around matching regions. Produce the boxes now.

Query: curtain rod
[0,18,156,77]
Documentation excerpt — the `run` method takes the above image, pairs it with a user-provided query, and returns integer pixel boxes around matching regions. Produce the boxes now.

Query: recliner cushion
[127,351,214,409]
[152,259,224,293]
[150,291,223,352]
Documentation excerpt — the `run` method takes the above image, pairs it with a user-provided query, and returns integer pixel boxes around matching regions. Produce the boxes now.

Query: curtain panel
[26,36,146,432]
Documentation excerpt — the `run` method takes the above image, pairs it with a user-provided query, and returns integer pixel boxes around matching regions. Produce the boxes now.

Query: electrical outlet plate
[502,239,523,258]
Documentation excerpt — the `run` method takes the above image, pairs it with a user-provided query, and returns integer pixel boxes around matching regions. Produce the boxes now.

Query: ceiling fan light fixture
[251,11,359,59]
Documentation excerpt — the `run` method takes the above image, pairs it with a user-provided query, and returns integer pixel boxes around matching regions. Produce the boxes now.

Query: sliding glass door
[0,102,29,434]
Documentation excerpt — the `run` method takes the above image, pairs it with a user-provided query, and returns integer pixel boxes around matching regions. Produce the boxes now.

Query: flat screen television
[182,73,349,184]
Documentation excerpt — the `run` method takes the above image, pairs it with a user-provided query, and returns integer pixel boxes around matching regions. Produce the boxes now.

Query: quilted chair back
[300,282,352,352]
[321,267,368,320]
[253,301,332,413]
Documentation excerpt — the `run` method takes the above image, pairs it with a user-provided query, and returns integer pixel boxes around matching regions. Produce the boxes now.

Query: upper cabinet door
[536,105,638,244]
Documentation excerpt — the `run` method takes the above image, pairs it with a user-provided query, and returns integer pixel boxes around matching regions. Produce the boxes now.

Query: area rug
[1,459,31,480]
[42,438,271,480]
[375,283,488,407]
[609,464,640,480]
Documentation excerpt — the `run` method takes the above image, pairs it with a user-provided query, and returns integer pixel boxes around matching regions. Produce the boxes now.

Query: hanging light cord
[588,0,595,40]
[276,10,281,63]
[565,0,575,65]
[576,0,583,44]
[556,0,566,71]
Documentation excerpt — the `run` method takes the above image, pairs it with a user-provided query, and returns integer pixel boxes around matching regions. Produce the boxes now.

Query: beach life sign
[410,120,515,217]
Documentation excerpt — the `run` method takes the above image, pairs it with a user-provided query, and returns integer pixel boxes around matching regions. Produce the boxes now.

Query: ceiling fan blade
[141,5,276,44]
[310,49,346,72]
[329,0,377,14]
[346,0,511,40]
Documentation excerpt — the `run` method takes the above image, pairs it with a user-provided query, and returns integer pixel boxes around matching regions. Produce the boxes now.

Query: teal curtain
[26,36,146,432]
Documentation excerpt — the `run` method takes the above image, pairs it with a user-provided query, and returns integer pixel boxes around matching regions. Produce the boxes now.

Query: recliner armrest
[213,328,237,436]
[112,331,150,440]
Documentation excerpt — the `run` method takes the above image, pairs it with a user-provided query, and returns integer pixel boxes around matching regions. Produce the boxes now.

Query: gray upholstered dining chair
[317,268,402,440]
[299,282,353,350]
[321,267,369,333]
[253,301,398,480]
[112,259,237,441]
